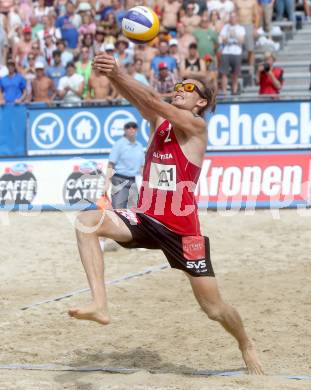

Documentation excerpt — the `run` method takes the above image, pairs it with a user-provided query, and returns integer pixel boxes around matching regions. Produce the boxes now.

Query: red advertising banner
[196,153,311,207]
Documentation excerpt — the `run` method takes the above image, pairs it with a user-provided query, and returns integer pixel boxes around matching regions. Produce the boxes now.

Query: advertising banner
[0,104,27,156]
[27,106,150,156]
[0,152,310,210]
[196,153,311,208]
[26,101,311,156]
[208,101,311,151]
[0,157,108,210]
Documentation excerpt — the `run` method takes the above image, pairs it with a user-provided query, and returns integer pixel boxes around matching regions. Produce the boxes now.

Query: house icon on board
[75,118,93,141]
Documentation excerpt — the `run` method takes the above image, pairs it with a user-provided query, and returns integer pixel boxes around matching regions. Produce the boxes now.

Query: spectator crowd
[0,0,309,104]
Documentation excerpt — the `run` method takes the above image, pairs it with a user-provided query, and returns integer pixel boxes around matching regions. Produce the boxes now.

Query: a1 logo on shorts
[182,236,205,260]
[149,162,176,191]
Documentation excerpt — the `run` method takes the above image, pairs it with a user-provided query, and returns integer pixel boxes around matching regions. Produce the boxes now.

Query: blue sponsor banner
[27,105,150,156]
[208,101,311,150]
[0,104,27,157]
[26,100,311,156]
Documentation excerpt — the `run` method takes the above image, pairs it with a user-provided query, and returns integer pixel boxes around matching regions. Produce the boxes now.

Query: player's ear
[197,98,208,110]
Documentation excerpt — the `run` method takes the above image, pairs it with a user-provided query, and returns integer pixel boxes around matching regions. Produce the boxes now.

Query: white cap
[104,43,115,51]
[77,2,92,12]
[169,39,178,46]
[34,60,45,69]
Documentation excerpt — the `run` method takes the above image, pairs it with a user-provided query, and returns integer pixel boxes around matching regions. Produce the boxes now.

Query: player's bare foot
[68,303,110,325]
[240,341,264,375]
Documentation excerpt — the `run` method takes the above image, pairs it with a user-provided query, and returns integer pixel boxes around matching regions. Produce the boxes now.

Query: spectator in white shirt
[57,61,84,104]
[37,13,62,51]
[219,11,245,95]
[207,0,234,15]
[33,0,54,22]
[219,0,235,22]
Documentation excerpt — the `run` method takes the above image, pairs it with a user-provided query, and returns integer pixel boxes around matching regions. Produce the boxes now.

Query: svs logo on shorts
[0,163,37,206]
[63,161,105,207]
[186,260,207,270]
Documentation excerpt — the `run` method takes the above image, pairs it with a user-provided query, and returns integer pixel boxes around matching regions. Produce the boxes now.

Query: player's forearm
[93,53,160,120]
[109,68,160,107]
[109,78,135,103]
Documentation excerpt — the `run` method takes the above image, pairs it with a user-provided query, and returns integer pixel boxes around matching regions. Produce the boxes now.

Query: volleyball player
[68,52,264,375]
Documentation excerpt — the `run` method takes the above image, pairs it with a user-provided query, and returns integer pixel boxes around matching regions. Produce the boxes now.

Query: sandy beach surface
[0,208,310,390]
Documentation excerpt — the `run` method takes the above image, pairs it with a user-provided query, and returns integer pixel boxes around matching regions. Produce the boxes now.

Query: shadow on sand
[53,347,244,387]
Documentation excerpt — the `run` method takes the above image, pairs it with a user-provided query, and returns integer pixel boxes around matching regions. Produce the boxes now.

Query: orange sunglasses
[174,82,206,99]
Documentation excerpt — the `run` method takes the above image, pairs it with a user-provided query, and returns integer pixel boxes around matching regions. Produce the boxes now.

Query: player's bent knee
[76,211,95,228]
[75,211,106,234]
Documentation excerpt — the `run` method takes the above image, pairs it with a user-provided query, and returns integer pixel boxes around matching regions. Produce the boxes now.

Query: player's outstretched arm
[93,53,206,137]
[93,53,161,126]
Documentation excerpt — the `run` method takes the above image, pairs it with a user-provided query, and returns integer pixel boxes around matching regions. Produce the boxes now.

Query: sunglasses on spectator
[174,82,206,99]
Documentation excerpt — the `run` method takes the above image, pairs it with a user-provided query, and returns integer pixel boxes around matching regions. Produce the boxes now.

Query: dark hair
[183,76,217,115]
[82,33,94,46]
[124,121,138,129]
[7,58,16,67]
[52,49,61,58]
[66,61,76,69]
[56,39,66,46]
[189,42,197,50]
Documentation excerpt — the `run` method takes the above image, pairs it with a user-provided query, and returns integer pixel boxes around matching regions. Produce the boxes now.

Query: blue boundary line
[0,364,310,380]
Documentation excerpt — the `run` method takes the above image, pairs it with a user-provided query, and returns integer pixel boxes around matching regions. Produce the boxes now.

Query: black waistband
[113,173,136,180]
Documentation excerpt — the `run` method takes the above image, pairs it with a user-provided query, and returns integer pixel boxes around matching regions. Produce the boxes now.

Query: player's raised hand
[92,52,119,77]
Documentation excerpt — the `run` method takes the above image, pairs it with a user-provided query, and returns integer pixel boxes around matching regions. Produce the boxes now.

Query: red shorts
[114,210,215,277]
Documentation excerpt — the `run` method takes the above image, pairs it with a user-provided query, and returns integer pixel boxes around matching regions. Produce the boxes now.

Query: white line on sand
[20,264,169,311]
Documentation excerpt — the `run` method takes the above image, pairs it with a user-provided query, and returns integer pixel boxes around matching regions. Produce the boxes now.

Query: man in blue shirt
[105,121,145,209]
[151,41,177,76]
[0,59,27,104]
[46,50,66,89]
[55,1,79,49]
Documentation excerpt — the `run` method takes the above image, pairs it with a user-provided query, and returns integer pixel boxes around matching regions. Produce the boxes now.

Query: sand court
[0,209,310,389]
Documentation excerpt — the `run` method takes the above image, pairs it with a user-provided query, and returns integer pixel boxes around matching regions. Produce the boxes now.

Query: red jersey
[136,119,202,236]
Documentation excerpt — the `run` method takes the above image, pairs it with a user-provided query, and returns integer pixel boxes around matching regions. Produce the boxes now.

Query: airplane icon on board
[38,121,58,142]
